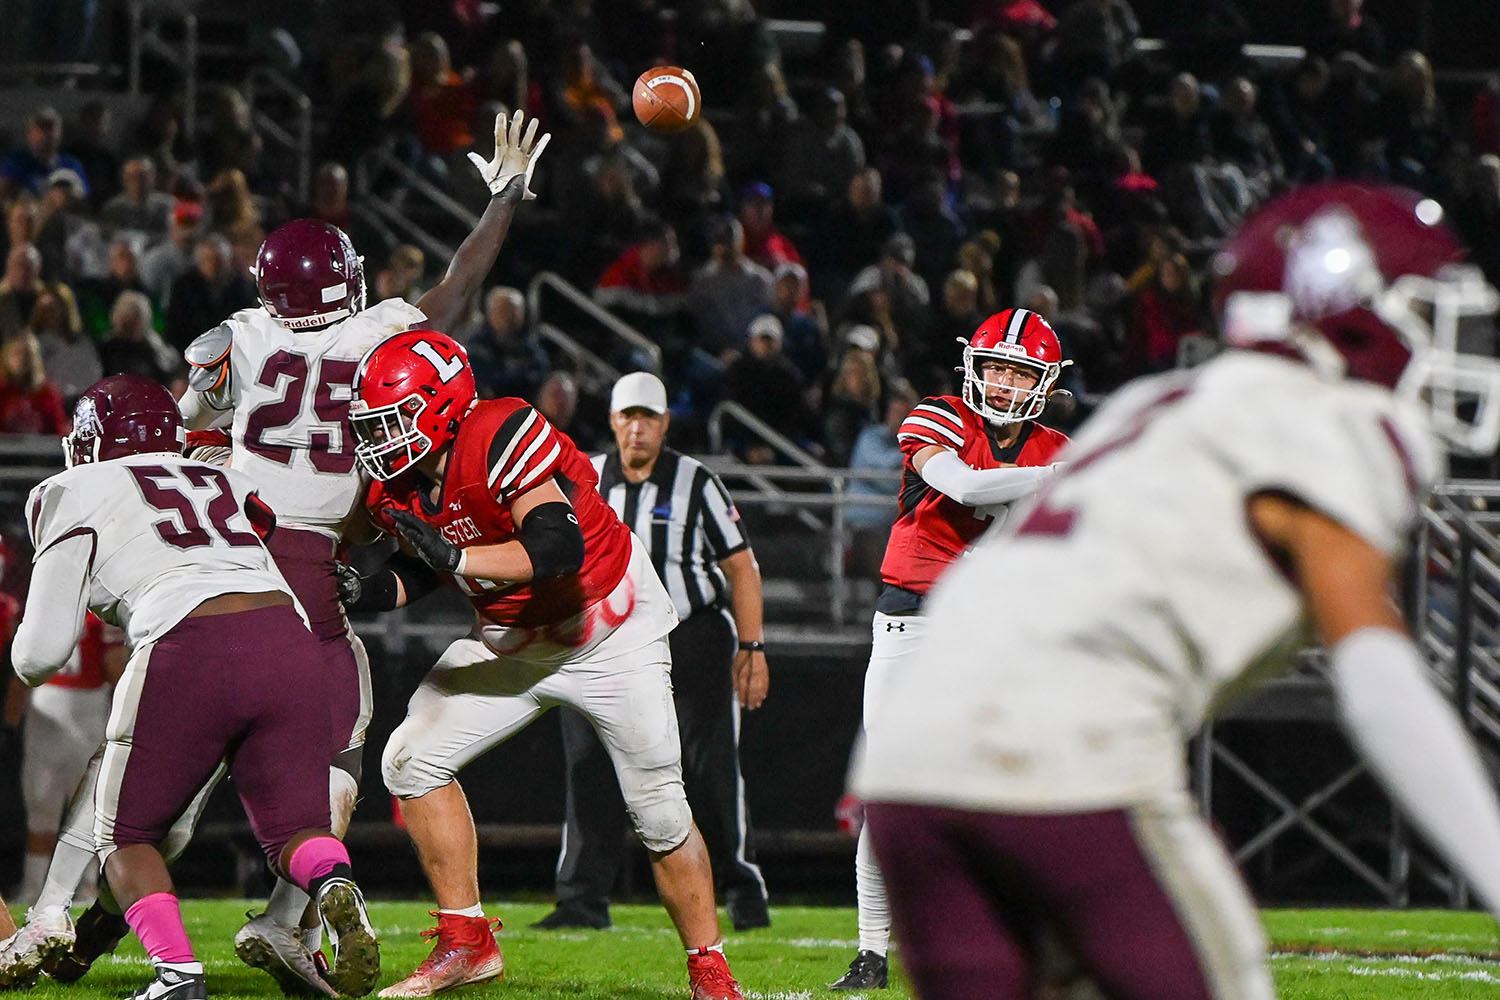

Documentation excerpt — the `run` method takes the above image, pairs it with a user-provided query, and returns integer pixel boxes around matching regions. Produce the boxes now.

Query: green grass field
[11,901,1500,998]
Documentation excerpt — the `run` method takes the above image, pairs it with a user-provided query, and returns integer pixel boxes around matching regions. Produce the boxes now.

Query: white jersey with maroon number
[854,351,1440,812]
[26,454,294,649]
[196,298,426,536]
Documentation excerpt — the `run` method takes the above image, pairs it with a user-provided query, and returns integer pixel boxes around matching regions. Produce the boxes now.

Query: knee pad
[622,766,693,854]
[381,724,453,799]
[329,766,360,838]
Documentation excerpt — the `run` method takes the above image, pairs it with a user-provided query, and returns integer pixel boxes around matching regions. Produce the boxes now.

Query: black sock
[309,863,356,899]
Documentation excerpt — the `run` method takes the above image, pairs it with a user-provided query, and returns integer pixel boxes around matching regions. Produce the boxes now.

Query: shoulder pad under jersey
[185,323,234,393]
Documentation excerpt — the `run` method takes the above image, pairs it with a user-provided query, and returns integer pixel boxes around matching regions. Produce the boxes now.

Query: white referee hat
[610,371,669,415]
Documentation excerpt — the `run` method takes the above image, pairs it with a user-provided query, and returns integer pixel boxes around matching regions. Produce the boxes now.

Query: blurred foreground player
[9,376,379,1000]
[341,332,744,999]
[855,184,1500,1000]
[835,309,1069,990]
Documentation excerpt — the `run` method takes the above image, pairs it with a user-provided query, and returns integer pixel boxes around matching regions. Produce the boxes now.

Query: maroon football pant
[865,801,1271,1000]
[97,605,333,873]
[268,526,362,768]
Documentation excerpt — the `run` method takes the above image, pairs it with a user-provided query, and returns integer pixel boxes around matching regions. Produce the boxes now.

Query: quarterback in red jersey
[344,330,744,1000]
[833,308,1072,991]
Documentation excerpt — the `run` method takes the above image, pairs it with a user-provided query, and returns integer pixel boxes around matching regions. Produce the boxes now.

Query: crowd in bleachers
[2,0,1499,465]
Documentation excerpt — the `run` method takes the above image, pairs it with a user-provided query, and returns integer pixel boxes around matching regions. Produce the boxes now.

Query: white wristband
[456,549,469,576]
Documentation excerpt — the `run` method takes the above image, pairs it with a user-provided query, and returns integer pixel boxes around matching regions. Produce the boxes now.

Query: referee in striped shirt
[533,372,772,932]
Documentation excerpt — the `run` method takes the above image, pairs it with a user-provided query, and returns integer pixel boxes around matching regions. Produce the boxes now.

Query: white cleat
[0,907,75,990]
[235,912,338,998]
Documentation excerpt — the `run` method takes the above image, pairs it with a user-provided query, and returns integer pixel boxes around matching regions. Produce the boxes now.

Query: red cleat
[687,948,743,1000]
[377,914,503,998]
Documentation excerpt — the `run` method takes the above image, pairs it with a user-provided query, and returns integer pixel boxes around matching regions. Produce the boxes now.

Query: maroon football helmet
[349,330,477,480]
[64,375,186,468]
[959,308,1070,425]
[253,219,365,330]
[1212,182,1500,454]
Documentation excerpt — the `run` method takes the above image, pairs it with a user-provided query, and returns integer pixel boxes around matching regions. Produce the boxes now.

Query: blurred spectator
[1211,77,1285,199]
[846,234,931,346]
[323,30,411,164]
[165,235,256,352]
[1053,0,1141,86]
[101,158,175,238]
[727,61,799,185]
[1147,74,1253,239]
[375,245,426,304]
[687,216,773,356]
[1310,0,1385,67]
[846,378,919,572]
[474,39,543,116]
[593,219,688,338]
[738,183,805,276]
[928,270,984,388]
[100,291,176,385]
[778,88,866,221]
[551,39,630,134]
[900,174,967,295]
[1268,55,1337,182]
[822,348,883,467]
[4,197,40,265]
[535,370,601,451]
[660,121,729,231]
[576,103,659,202]
[408,31,478,155]
[831,39,876,138]
[201,87,263,181]
[75,236,148,337]
[565,153,650,285]
[1457,155,1500,287]
[0,244,80,344]
[36,169,106,282]
[0,332,67,435]
[1126,252,1201,374]
[1474,76,1500,158]
[0,107,89,201]
[204,169,262,235]
[956,236,1001,315]
[722,315,814,462]
[64,101,120,212]
[34,292,101,406]
[309,162,392,265]
[972,0,1058,53]
[954,30,1052,132]
[467,287,550,400]
[1047,77,1121,183]
[877,97,959,206]
[1382,51,1450,193]
[811,168,899,304]
[769,262,827,385]
[129,95,186,191]
[139,202,203,307]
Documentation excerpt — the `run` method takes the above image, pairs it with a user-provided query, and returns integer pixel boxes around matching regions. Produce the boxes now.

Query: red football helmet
[63,375,186,468]
[959,308,1070,424]
[253,219,365,330]
[350,330,476,480]
[1213,182,1500,454]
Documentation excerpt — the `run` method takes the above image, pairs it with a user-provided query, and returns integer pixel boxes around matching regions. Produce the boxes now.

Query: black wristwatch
[738,640,766,652]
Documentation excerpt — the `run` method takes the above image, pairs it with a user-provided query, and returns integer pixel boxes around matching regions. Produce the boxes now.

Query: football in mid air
[632,66,701,134]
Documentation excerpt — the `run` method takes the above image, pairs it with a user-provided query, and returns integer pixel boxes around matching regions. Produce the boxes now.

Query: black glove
[391,510,462,573]
[335,561,363,608]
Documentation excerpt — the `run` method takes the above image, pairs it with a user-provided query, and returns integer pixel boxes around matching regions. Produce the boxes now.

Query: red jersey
[879,395,1068,597]
[45,613,121,690]
[366,398,634,629]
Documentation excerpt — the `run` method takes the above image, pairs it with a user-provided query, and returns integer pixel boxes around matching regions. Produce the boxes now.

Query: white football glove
[466,109,551,201]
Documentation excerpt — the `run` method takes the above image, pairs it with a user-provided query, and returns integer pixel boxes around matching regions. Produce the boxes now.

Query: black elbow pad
[519,502,586,579]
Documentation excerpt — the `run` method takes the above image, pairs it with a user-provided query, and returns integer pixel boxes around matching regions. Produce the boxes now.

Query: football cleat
[315,879,380,997]
[377,913,503,998]
[127,962,208,1000]
[529,906,610,931]
[726,898,770,932]
[0,907,75,989]
[687,948,743,1000]
[235,912,338,998]
[44,902,130,982]
[830,950,888,990]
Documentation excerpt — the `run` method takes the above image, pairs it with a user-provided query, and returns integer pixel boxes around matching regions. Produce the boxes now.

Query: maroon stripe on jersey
[37,525,98,566]
[1377,415,1420,501]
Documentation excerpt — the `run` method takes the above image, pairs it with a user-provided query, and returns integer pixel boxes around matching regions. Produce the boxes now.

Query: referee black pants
[553,607,767,916]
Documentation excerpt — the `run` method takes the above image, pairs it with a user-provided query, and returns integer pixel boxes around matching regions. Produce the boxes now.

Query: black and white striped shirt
[592,449,748,620]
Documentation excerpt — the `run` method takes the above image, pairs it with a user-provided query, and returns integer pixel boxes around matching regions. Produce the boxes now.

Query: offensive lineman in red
[340,330,744,1000]
[832,308,1071,990]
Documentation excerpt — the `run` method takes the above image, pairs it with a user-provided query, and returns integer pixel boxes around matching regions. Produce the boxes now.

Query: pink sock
[287,836,351,891]
[125,893,195,964]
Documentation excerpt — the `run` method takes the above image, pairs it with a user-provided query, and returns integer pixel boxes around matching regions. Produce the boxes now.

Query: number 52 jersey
[26,454,293,649]
[191,297,426,536]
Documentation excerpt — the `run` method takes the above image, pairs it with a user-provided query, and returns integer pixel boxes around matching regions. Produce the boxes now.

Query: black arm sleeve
[518,502,586,580]
[347,551,443,612]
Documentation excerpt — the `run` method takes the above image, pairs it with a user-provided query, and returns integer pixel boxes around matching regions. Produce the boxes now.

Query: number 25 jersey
[198,297,426,536]
[26,454,291,648]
